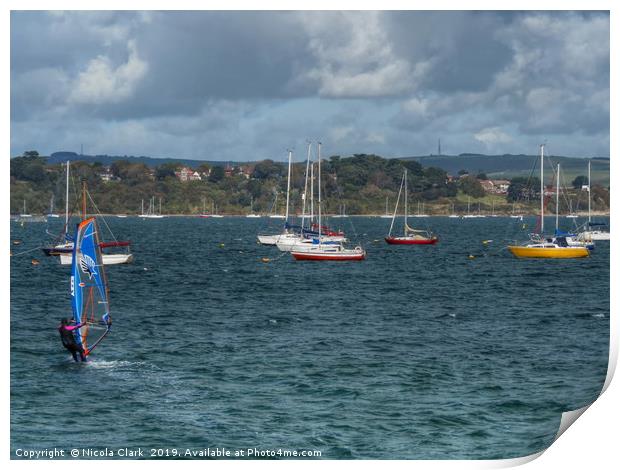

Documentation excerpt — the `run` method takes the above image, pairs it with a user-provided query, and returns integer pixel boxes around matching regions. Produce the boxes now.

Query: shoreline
[11,212,611,219]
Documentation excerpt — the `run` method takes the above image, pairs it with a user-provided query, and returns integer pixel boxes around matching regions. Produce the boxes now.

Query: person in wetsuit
[58,318,87,362]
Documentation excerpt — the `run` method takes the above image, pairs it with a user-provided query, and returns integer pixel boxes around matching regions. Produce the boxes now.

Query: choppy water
[10,216,609,459]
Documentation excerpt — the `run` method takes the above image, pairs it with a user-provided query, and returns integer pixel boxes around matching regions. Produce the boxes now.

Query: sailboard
[70,217,112,356]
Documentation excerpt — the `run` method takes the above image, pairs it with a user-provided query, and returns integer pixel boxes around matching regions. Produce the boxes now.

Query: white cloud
[68,40,148,105]
[474,127,513,146]
[299,12,414,97]
[403,97,429,117]
[329,126,354,142]
[366,132,385,144]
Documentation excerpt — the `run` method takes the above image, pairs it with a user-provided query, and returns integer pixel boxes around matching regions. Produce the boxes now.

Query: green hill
[405,154,609,186]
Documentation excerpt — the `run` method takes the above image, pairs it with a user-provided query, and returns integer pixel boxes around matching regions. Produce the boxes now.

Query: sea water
[10,216,609,459]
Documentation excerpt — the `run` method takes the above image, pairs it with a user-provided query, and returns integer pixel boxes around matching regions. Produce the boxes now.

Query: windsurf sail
[70,217,111,356]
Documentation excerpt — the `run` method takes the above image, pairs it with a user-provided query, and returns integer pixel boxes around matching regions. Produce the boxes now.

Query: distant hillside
[47,151,234,168]
[405,154,610,186]
[40,151,610,186]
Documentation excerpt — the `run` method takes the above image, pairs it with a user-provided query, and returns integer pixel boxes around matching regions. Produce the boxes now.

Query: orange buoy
[261,257,271,263]
[31,259,40,265]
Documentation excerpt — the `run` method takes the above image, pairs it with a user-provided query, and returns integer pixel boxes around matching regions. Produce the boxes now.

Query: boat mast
[65,161,70,230]
[82,180,87,219]
[555,163,560,231]
[310,161,314,224]
[588,160,591,224]
[540,144,545,234]
[405,169,408,233]
[388,172,404,237]
[300,141,312,231]
[285,149,292,224]
[317,142,322,243]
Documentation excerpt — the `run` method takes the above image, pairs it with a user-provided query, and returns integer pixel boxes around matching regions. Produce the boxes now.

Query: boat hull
[42,246,72,256]
[581,231,610,241]
[60,253,134,265]
[276,236,347,252]
[507,245,589,259]
[291,250,366,261]
[258,233,298,246]
[385,236,437,245]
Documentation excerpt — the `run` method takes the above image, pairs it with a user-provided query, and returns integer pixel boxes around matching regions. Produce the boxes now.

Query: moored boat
[507,144,590,259]
[42,162,133,264]
[507,242,589,259]
[385,236,437,245]
[291,244,366,261]
[290,142,365,261]
[385,169,438,245]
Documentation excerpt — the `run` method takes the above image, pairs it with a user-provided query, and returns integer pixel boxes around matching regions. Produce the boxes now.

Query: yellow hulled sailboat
[507,144,589,259]
[507,242,589,259]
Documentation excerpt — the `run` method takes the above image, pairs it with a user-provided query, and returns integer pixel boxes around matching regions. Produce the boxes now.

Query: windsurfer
[58,318,87,362]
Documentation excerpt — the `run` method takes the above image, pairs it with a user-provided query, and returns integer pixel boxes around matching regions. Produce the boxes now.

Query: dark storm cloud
[384,11,514,93]
[10,11,610,159]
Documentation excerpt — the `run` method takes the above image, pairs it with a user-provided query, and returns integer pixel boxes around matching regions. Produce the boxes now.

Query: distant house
[479,180,495,193]
[479,179,510,194]
[175,167,202,182]
[492,179,510,194]
[99,167,118,182]
[237,165,252,179]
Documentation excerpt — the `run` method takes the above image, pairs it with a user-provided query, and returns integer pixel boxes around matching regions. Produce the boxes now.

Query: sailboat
[47,195,60,218]
[139,197,165,218]
[380,197,392,218]
[246,197,261,218]
[552,163,593,249]
[69,216,112,357]
[42,163,133,265]
[268,192,286,219]
[332,204,349,218]
[509,201,523,220]
[291,142,365,261]
[507,145,589,259]
[385,169,438,245]
[411,201,429,218]
[258,150,297,245]
[199,197,211,218]
[19,200,32,218]
[565,199,578,218]
[448,203,459,218]
[273,145,347,251]
[201,201,224,218]
[211,202,224,218]
[462,197,477,219]
[579,160,610,241]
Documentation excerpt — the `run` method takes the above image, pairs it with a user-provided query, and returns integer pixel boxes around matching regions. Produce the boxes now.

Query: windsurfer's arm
[65,322,86,331]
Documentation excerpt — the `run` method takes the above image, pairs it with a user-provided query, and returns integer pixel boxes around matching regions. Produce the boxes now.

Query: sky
[10,10,610,162]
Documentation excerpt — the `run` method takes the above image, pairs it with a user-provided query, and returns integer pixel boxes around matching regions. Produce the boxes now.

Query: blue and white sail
[70,217,111,355]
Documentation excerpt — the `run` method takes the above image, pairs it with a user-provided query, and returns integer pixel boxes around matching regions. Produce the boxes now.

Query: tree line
[10,151,609,215]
